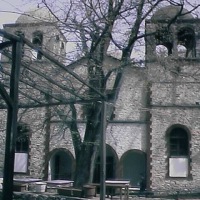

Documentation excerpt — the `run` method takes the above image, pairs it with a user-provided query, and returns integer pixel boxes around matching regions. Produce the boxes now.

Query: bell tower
[1,7,67,180]
[146,5,197,60]
[3,7,67,62]
[145,5,200,191]
[145,5,200,81]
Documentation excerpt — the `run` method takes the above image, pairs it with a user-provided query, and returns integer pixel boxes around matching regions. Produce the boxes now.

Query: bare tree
[18,0,200,187]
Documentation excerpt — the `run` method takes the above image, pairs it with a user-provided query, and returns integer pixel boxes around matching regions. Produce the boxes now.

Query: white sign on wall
[14,153,28,173]
[169,157,188,177]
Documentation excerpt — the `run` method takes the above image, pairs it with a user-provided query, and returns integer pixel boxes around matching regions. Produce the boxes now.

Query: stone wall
[0,191,199,200]
[145,16,200,190]
[0,60,149,183]
[115,66,147,121]
[4,6,200,194]
[149,70,200,191]
[0,110,7,177]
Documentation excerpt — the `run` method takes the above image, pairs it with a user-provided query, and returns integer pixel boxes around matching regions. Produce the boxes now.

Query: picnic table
[105,180,130,200]
[45,180,74,193]
[13,178,43,192]
[45,180,74,187]
[13,178,42,184]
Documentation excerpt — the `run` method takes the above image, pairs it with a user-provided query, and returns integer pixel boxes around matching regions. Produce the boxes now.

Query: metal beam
[1,82,42,105]
[100,101,107,200]
[0,29,107,104]
[2,50,85,100]
[0,82,13,107]
[22,37,107,100]
[0,29,20,42]
[1,68,65,103]
[0,98,103,109]
[2,41,22,200]
[0,41,13,50]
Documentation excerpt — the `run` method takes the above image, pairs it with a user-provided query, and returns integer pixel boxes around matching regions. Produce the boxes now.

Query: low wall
[0,191,200,200]
[1,192,82,200]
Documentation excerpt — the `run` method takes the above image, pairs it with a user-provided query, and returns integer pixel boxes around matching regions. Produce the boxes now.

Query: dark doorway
[49,150,74,180]
[93,145,118,183]
[120,150,146,187]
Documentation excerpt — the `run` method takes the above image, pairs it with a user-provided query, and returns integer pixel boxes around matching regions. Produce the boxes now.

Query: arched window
[14,123,30,173]
[15,123,29,153]
[167,126,190,178]
[32,31,43,60]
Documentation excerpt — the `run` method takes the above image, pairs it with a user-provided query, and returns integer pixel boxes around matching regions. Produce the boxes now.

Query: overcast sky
[0,0,199,28]
[0,0,35,28]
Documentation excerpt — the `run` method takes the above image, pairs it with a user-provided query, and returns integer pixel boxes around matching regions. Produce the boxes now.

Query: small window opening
[32,31,43,60]
[56,35,60,41]
[61,42,65,49]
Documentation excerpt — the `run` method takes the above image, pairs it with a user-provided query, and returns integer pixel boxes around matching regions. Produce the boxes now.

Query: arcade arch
[93,144,118,183]
[48,148,75,180]
[120,149,146,187]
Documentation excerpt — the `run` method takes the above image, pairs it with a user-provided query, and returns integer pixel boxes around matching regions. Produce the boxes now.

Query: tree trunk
[43,95,51,180]
[73,141,98,187]
[73,56,127,187]
[73,102,102,187]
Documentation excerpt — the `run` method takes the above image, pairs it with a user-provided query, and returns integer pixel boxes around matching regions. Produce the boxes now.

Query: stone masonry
[1,5,200,200]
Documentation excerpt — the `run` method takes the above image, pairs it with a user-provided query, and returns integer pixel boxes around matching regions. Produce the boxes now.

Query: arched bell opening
[177,27,196,58]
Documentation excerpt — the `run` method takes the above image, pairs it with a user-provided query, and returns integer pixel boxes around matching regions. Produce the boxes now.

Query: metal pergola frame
[0,29,107,200]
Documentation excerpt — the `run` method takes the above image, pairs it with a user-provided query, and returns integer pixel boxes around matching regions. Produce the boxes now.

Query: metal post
[100,101,107,200]
[3,41,22,200]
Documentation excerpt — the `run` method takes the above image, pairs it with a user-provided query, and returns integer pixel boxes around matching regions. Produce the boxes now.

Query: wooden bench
[57,187,82,197]
[13,183,27,192]
[92,180,130,200]
[105,180,130,200]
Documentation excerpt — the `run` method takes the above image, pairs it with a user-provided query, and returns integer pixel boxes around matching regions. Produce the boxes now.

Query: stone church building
[1,5,200,195]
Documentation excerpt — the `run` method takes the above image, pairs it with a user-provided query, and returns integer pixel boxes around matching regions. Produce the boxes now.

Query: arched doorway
[49,149,74,180]
[120,150,146,187]
[93,145,118,183]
